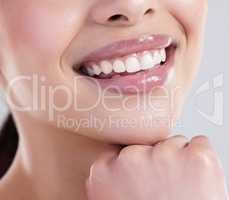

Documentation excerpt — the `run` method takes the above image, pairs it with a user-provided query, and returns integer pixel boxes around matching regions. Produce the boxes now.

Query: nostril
[144,8,154,15]
[108,14,129,22]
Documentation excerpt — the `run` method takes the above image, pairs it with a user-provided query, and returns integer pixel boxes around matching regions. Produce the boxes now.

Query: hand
[86,135,229,200]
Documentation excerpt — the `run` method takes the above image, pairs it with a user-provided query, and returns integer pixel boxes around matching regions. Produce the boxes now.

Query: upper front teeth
[86,48,166,76]
[140,51,158,70]
[126,56,140,73]
[101,61,113,75]
[113,59,126,73]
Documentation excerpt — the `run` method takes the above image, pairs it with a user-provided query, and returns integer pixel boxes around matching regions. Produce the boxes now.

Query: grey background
[174,0,229,185]
[0,0,229,186]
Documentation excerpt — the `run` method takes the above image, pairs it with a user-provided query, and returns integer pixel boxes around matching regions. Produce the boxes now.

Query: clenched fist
[86,136,229,200]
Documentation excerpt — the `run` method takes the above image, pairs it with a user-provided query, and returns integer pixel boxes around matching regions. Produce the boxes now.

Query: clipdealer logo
[195,74,224,126]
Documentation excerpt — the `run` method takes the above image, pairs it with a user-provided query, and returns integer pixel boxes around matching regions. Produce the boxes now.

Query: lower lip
[82,48,176,95]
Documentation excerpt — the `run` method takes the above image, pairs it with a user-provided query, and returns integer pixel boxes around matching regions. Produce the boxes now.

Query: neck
[6,111,115,200]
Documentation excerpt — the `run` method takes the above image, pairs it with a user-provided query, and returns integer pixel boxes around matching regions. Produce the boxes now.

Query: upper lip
[76,34,174,67]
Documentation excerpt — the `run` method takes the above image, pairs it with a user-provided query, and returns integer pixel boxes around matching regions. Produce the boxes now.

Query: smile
[73,34,177,94]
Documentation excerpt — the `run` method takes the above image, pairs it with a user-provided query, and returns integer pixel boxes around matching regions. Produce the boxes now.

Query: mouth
[73,34,177,94]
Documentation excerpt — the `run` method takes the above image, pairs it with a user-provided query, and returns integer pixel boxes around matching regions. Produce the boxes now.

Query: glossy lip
[73,34,177,95]
[74,34,173,67]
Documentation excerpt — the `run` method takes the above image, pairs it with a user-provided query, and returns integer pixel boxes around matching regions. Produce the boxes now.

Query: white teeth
[140,51,155,70]
[87,67,95,76]
[152,50,162,65]
[92,64,101,75]
[160,49,166,62]
[100,60,113,74]
[125,56,141,73]
[113,60,126,73]
[86,48,167,76]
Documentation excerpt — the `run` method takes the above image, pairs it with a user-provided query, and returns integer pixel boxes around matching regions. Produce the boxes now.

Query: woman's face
[0,0,208,144]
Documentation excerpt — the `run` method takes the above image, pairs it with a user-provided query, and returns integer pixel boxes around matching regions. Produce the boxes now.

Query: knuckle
[90,151,117,177]
[88,158,113,186]
[188,146,217,167]
[167,135,189,146]
[172,135,188,140]
[118,145,151,164]
[90,159,105,176]
[191,135,210,144]
[186,147,223,177]
[153,145,173,163]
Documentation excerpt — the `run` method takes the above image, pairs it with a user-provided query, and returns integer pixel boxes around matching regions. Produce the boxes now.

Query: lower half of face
[1,0,208,144]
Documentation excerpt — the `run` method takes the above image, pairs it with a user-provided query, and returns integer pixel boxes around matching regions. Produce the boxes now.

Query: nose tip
[90,0,154,26]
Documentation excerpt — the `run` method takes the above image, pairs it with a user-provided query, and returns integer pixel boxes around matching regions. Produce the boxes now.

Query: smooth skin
[87,136,229,200]
[0,0,207,144]
[0,0,228,200]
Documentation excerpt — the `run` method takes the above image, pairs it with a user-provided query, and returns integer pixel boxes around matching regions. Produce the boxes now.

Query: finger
[186,136,219,164]
[189,135,212,149]
[89,146,120,176]
[95,145,121,165]
[156,135,189,149]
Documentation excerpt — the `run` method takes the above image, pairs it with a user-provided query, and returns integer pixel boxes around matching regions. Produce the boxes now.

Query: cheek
[2,1,88,113]
[4,1,85,60]
[166,0,208,36]
[20,8,70,57]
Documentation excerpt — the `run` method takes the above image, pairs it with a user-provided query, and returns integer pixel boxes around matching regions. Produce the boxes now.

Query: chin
[104,127,170,145]
[63,121,171,145]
